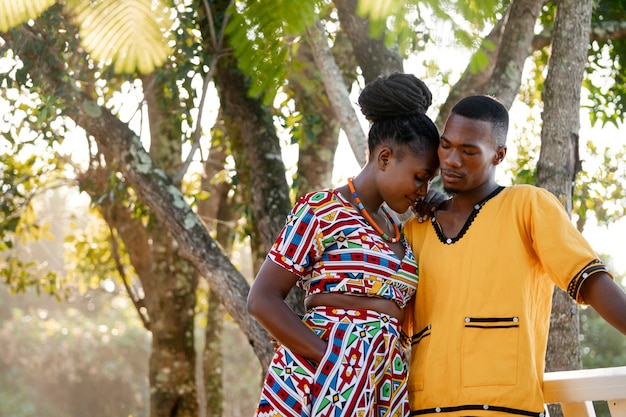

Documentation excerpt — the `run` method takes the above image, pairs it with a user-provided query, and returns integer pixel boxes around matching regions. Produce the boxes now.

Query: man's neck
[446,181,501,212]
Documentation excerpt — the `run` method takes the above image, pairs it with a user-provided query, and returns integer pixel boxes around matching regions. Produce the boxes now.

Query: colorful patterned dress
[254,189,419,417]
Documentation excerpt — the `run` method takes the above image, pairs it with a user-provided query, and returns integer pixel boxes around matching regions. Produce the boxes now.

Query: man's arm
[579,272,626,335]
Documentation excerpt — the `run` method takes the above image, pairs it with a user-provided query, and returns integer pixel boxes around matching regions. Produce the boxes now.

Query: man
[403,95,626,416]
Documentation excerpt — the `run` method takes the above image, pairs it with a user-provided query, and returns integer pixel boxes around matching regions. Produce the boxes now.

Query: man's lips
[441,170,462,181]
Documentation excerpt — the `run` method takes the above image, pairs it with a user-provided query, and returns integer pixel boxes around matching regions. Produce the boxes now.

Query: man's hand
[413,189,448,222]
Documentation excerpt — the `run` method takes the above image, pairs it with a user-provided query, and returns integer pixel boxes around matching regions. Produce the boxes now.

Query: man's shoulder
[403,216,431,242]
[500,185,567,219]
[505,183,538,195]
[505,184,559,201]
[404,215,431,228]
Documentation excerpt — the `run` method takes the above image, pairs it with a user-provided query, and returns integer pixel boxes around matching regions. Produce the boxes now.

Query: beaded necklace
[347,177,400,243]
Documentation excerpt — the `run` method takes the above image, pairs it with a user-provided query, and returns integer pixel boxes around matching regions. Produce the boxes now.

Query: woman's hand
[269,335,281,351]
[413,189,449,222]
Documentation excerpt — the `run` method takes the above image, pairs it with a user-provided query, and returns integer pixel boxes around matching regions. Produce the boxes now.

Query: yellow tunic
[404,185,611,416]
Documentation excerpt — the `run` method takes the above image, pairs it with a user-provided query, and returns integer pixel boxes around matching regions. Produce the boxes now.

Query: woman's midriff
[305,293,405,322]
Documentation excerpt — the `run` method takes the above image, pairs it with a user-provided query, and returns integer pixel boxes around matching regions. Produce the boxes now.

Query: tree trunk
[143,71,200,417]
[203,289,224,417]
[289,36,347,195]
[196,133,234,417]
[146,238,199,417]
[213,51,306,317]
[213,61,292,256]
[334,0,403,84]
[537,0,593,415]
[76,69,201,417]
[486,0,544,108]
[67,88,275,366]
[306,20,367,167]
[292,74,341,195]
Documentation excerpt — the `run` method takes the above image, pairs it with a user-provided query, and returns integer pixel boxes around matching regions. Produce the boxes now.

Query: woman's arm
[247,260,327,362]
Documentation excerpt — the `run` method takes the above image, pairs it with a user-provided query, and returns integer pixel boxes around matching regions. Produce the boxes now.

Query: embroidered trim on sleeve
[567,259,609,303]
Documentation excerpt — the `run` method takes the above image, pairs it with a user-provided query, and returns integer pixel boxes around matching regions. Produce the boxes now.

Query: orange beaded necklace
[347,177,400,243]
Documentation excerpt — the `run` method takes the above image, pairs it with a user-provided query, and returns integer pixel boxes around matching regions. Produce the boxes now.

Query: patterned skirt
[254,306,410,417]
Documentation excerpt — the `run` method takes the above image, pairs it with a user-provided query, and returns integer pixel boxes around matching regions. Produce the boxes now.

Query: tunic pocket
[462,316,519,387]
[408,324,431,392]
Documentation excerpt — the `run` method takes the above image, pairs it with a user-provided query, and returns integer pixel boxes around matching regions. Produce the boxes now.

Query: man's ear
[493,146,507,165]
[377,147,392,170]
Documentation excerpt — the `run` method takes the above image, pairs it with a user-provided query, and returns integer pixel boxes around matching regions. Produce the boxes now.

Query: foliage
[357,0,505,72]
[0,0,172,74]
[574,140,626,227]
[225,0,506,105]
[503,105,626,231]
[68,0,173,74]
[530,1,626,127]
[356,1,429,57]
[64,210,133,292]
[505,111,541,186]
[580,300,626,368]
[358,0,504,39]
[0,99,69,295]
[225,0,324,104]
[584,0,626,127]
[0,0,56,31]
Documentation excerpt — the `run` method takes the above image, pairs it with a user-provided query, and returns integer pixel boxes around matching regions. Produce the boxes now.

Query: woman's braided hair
[358,73,439,159]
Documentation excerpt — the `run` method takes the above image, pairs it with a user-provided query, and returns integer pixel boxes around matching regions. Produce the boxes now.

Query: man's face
[438,114,504,195]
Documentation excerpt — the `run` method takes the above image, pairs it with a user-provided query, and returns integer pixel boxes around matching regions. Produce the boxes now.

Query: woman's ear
[377,147,392,170]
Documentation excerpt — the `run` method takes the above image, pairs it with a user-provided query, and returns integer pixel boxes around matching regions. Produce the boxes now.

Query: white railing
[544,366,626,417]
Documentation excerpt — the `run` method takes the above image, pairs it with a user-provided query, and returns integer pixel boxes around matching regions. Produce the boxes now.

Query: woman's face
[379,146,439,214]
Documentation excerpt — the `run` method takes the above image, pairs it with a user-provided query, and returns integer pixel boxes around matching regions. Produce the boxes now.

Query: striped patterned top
[268,189,418,307]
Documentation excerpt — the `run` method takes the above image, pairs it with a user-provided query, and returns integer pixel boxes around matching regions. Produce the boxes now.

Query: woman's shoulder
[296,188,342,209]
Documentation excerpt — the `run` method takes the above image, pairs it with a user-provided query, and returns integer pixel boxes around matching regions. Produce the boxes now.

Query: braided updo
[358,73,439,159]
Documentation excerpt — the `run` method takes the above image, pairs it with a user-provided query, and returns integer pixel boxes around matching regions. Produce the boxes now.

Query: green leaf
[0,0,56,32]
[67,0,173,74]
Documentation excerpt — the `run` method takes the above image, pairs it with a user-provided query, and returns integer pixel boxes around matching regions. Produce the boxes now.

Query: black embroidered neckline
[431,186,504,245]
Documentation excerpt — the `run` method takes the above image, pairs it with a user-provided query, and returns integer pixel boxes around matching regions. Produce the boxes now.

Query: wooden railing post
[608,399,626,417]
[559,401,596,417]
[543,366,626,417]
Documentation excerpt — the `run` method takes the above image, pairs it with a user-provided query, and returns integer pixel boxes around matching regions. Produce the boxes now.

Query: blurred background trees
[1,0,625,416]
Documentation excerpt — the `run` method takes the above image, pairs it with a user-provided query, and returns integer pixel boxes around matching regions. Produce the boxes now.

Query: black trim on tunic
[410,404,545,416]
[431,186,505,245]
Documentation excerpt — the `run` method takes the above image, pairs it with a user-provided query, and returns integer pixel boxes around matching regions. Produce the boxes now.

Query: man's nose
[442,149,462,167]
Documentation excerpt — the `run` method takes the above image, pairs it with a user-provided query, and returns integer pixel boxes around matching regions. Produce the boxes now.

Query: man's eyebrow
[440,136,481,148]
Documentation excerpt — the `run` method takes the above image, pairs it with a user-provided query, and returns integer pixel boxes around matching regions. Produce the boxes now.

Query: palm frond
[67,0,173,74]
[0,0,56,31]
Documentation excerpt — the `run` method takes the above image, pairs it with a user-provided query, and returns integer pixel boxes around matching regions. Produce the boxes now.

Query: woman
[247,73,440,417]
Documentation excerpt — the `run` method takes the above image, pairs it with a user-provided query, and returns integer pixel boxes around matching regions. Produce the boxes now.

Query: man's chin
[443,186,459,196]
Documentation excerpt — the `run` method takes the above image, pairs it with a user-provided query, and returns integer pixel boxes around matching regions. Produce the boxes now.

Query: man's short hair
[450,95,509,147]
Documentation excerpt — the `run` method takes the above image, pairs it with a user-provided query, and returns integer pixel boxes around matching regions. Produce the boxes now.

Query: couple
[247,73,626,417]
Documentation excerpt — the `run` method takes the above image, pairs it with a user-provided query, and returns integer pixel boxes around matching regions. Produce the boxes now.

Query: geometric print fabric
[268,189,419,308]
[254,306,409,417]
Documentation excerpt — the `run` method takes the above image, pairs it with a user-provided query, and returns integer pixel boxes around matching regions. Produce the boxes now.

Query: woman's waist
[302,277,415,308]
[304,292,404,322]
